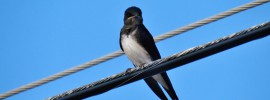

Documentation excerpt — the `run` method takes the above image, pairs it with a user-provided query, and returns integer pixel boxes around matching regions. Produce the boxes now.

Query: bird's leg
[125,68,133,73]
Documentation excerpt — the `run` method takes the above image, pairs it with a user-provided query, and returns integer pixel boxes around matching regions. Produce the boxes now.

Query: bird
[119,6,179,100]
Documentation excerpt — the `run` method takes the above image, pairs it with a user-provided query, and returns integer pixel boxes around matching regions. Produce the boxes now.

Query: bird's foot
[125,68,133,73]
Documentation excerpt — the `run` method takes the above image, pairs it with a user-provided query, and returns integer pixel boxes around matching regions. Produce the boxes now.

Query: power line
[0,0,269,99]
[48,21,270,100]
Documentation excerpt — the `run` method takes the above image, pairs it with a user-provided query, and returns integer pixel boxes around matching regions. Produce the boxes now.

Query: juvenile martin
[120,6,179,100]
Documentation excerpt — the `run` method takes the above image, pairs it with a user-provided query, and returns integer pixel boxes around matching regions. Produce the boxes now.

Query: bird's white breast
[122,34,152,66]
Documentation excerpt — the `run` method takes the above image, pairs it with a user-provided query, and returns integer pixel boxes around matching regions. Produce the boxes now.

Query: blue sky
[1,0,270,100]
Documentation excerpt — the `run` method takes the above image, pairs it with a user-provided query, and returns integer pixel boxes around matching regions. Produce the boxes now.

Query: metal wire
[48,21,270,100]
[154,0,270,42]
[0,0,269,99]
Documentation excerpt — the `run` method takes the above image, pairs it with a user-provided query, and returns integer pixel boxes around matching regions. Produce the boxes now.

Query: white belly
[122,35,152,66]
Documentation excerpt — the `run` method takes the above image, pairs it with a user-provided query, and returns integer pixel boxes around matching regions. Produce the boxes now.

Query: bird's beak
[125,15,142,24]
[128,15,141,20]
[127,16,136,20]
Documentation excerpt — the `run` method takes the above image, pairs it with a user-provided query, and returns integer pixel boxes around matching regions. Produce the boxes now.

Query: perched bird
[119,6,179,100]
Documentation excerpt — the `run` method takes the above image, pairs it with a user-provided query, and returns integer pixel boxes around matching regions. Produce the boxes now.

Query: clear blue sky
[1,0,270,100]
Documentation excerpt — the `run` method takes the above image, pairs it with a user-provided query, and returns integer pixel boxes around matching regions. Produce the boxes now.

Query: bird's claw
[125,68,133,73]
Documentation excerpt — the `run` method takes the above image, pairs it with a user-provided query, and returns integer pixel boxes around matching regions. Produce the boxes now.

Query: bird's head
[124,6,143,25]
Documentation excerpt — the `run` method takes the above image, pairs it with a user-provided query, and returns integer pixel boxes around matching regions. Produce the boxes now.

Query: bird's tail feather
[144,77,168,100]
[153,72,179,100]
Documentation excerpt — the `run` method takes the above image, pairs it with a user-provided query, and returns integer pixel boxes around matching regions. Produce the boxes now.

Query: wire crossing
[48,21,270,100]
[0,0,269,99]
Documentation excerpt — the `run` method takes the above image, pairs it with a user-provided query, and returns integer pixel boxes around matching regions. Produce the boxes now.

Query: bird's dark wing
[134,24,161,60]
[135,25,179,100]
